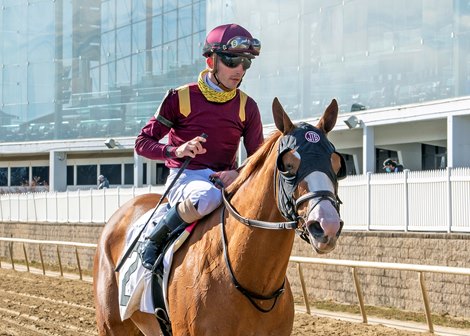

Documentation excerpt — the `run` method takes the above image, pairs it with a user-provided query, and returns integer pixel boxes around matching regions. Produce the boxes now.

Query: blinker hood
[276,122,338,220]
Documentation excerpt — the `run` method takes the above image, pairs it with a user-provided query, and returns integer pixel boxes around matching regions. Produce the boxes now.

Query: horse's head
[273,97,345,254]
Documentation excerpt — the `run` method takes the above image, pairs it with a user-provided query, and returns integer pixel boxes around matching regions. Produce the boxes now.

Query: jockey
[135,23,264,269]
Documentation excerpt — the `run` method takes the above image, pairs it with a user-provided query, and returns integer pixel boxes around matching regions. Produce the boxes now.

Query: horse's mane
[227,130,282,193]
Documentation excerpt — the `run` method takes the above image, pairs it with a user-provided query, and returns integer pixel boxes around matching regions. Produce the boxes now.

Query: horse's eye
[280,163,295,178]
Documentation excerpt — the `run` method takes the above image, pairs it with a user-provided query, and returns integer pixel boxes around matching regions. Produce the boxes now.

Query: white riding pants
[165,168,222,217]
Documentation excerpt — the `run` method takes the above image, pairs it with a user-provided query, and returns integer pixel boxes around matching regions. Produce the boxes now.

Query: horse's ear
[272,97,294,134]
[316,99,339,134]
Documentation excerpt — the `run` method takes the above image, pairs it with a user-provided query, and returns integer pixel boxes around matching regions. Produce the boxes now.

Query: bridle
[218,126,344,313]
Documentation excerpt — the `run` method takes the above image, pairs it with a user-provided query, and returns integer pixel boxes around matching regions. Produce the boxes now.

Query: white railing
[0,185,166,224]
[339,167,470,232]
[0,167,469,232]
[1,236,469,333]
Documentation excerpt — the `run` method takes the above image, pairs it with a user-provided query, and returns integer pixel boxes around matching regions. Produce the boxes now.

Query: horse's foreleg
[130,311,161,336]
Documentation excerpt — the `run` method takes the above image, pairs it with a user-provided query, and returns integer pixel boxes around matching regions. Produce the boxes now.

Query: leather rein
[219,186,340,313]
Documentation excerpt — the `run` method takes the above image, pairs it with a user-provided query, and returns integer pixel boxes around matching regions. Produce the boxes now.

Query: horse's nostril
[308,221,328,243]
[309,221,323,236]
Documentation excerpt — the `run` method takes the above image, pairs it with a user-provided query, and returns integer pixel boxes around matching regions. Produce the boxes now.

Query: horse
[93,97,345,336]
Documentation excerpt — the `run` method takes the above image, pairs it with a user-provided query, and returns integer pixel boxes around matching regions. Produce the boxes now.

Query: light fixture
[104,138,118,149]
[344,115,363,129]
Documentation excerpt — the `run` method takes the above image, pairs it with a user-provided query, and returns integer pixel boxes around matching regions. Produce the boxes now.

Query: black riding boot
[139,205,188,270]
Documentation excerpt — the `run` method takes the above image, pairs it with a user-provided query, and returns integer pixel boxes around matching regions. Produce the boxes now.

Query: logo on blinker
[305,131,320,143]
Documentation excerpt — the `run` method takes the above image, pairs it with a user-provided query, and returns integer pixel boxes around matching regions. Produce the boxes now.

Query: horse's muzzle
[307,220,343,254]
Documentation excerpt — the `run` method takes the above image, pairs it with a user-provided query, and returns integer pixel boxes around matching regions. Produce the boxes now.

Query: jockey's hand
[211,170,239,188]
[175,135,207,158]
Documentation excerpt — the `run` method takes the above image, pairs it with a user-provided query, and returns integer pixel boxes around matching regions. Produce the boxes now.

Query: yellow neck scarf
[197,69,237,103]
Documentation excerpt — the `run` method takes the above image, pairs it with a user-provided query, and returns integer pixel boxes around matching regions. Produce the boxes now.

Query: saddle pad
[118,206,197,321]
[118,205,168,320]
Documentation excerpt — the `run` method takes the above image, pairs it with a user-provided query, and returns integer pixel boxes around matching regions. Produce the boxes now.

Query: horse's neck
[226,172,295,292]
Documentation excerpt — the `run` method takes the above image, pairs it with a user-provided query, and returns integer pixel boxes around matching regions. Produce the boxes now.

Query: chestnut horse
[93,97,344,336]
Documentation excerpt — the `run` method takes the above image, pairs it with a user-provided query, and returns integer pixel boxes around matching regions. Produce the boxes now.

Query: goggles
[220,36,261,55]
[217,53,252,70]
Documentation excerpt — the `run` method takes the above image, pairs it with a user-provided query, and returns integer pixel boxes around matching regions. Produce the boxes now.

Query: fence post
[351,267,368,323]
[23,243,30,272]
[103,188,106,223]
[404,169,409,232]
[419,272,434,333]
[447,167,452,233]
[45,191,48,222]
[8,193,12,221]
[32,193,37,222]
[366,172,371,231]
[78,189,81,223]
[90,188,93,223]
[38,245,45,275]
[0,194,3,222]
[75,247,83,280]
[9,242,14,270]
[55,191,59,223]
[56,245,63,277]
[296,262,311,314]
[66,190,69,223]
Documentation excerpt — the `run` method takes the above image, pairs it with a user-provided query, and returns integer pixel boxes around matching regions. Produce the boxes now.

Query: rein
[221,188,298,230]
[219,187,339,313]
[219,203,286,313]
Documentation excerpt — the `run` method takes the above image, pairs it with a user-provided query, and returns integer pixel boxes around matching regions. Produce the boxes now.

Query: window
[67,165,74,186]
[156,163,169,185]
[0,168,7,186]
[11,167,29,186]
[32,166,49,186]
[124,163,134,184]
[77,165,98,185]
[100,164,122,184]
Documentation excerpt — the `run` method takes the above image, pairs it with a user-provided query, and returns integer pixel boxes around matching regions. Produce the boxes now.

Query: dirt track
[0,267,430,336]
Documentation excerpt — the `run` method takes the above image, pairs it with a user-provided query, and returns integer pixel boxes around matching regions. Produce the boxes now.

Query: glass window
[124,163,134,184]
[32,166,49,186]
[0,168,7,186]
[132,53,145,84]
[162,41,177,73]
[153,0,163,16]
[156,163,169,185]
[163,0,177,13]
[116,0,132,27]
[116,56,131,86]
[116,25,131,58]
[152,15,163,47]
[11,167,29,186]
[132,20,147,52]
[132,0,147,23]
[143,163,147,185]
[163,10,177,43]
[77,165,98,185]
[193,1,205,33]
[100,164,122,185]
[177,36,192,66]
[178,5,192,38]
[67,165,74,186]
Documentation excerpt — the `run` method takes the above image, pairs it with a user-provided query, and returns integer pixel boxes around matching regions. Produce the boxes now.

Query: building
[1,0,469,192]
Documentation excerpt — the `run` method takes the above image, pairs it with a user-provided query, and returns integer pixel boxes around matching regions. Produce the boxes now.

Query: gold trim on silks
[197,69,237,103]
[238,91,247,122]
[176,85,191,117]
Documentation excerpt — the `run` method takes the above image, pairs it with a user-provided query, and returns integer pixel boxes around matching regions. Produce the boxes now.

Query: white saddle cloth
[117,204,196,321]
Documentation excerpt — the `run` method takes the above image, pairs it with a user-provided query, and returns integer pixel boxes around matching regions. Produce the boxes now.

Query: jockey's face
[207,54,247,90]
